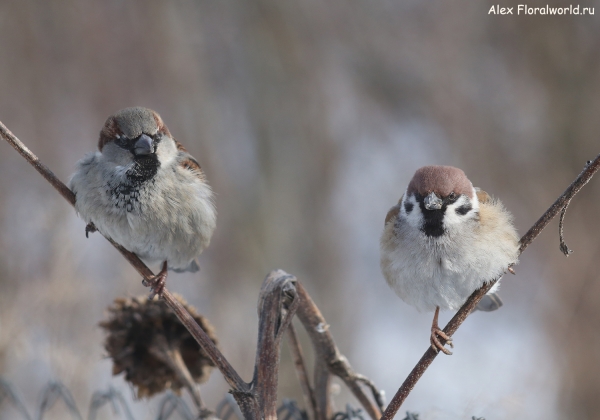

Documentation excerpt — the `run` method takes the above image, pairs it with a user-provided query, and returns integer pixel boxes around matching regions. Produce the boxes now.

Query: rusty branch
[381,153,600,420]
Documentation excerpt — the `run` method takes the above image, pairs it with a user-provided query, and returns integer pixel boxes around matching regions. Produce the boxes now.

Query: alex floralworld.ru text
[489,5,594,15]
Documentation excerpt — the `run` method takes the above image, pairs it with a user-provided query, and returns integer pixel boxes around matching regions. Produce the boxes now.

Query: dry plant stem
[294,282,383,420]
[381,153,600,420]
[0,121,252,409]
[313,358,331,420]
[149,337,206,413]
[1,121,348,420]
[0,121,76,205]
[252,270,300,420]
[160,290,254,418]
[519,153,600,253]
[380,281,495,420]
[287,323,318,420]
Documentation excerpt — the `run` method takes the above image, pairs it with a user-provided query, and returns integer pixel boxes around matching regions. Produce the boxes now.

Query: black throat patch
[418,204,446,237]
[126,155,160,185]
[109,155,160,213]
[414,193,452,237]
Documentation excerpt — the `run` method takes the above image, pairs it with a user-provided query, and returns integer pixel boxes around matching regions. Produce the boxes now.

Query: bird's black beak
[133,134,155,156]
[424,192,442,210]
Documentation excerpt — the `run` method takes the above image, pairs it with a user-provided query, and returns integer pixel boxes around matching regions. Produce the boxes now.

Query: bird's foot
[507,264,516,275]
[430,327,454,355]
[143,261,168,299]
[85,222,97,238]
[430,306,453,355]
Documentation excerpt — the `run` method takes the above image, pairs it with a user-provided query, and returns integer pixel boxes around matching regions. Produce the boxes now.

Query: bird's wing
[175,141,206,181]
[384,194,404,225]
[475,188,491,204]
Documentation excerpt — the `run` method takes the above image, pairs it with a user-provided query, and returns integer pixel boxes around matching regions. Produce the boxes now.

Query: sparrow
[380,166,519,355]
[69,107,216,295]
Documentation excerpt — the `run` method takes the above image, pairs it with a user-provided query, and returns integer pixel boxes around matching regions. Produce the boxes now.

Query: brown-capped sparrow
[380,166,519,355]
[69,107,216,295]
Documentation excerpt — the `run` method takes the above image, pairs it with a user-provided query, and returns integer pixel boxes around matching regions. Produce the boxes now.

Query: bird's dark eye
[448,192,456,200]
[115,136,129,147]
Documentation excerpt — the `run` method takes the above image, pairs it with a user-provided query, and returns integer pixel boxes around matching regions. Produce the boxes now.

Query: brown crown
[407,165,473,198]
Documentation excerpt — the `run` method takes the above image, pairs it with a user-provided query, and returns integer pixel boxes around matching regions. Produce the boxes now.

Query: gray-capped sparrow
[69,107,216,294]
[380,166,519,354]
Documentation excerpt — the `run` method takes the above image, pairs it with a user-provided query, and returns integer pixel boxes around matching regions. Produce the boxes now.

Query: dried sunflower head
[100,295,217,398]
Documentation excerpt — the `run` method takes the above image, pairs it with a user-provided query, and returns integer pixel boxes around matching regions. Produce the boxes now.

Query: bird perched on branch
[69,107,216,295]
[380,166,519,354]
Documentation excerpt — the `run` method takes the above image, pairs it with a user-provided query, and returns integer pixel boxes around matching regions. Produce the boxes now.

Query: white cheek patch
[444,189,479,227]
[400,192,422,229]
[155,138,178,166]
[470,187,480,211]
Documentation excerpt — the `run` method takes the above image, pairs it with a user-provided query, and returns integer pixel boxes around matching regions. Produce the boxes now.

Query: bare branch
[287,323,318,420]
[519,155,600,253]
[252,270,300,420]
[148,336,207,413]
[2,119,387,420]
[381,153,600,420]
[0,121,76,205]
[294,282,384,420]
[159,290,252,411]
[313,358,331,420]
[0,121,251,409]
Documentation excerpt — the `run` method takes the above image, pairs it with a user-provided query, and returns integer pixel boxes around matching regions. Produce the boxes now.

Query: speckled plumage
[69,107,216,272]
[380,166,519,312]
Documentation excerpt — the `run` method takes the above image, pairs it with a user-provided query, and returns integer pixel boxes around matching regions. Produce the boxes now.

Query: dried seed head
[99,295,218,398]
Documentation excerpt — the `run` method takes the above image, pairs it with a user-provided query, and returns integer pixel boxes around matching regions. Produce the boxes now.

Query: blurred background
[0,0,599,419]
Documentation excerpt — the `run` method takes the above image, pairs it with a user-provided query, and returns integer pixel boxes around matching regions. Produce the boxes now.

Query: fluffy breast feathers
[380,189,519,311]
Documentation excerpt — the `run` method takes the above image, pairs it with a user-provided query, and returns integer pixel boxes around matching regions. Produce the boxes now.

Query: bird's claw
[143,261,168,299]
[430,306,453,355]
[85,222,97,238]
[430,327,453,355]
[507,265,516,275]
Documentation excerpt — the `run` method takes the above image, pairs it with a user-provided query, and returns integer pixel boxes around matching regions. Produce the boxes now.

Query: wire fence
[1,379,486,420]
[1,379,241,420]
[0,379,309,420]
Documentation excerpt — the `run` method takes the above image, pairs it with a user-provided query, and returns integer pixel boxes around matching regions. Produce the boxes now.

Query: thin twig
[519,154,600,253]
[287,323,318,420]
[294,282,384,420]
[381,153,600,420]
[148,338,207,414]
[160,290,253,416]
[0,122,76,205]
[0,118,390,420]
[0,120,252,409]
[558,203,573,256]
[1,121,353,420]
